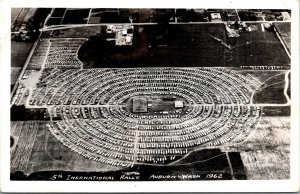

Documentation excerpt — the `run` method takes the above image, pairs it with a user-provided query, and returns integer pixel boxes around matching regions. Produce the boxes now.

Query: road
[274,26,291,59]
[40,20,291,32]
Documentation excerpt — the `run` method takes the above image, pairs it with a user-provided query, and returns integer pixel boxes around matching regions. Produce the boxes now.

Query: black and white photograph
[1,0,299,192]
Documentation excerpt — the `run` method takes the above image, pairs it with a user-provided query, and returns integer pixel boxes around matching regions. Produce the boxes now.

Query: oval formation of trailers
[31,67,261,166]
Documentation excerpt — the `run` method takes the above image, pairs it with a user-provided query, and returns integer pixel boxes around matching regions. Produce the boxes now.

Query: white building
[175,101,184,108]
[210,13,222,22]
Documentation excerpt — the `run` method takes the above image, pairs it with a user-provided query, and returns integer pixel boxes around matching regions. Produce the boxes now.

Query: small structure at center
[132,97,148,113]
[175,101,184,108]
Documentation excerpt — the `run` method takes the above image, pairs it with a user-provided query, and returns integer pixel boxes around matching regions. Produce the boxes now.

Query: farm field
[76,24,290,68]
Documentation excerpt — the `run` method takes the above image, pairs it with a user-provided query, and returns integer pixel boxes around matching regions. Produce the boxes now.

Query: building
[133,97,148,113]
[281,12,291,21]
[175,101,184,108]
[210,13,222,22]
[106,24,134,46]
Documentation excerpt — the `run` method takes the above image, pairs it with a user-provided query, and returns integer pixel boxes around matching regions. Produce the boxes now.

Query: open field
[261,106,290,117]
[253,82,286,104]
[237,70,290,105]
[11,67,21,86]
[274,22,291,52]
[11,8,30,25]
[61,9,90,24]
[12,149,238,180]
[174,148,247,180]
[45,8,154,26]
[11,41,33,67]
[227,117,290,179]
[253,72,287,104]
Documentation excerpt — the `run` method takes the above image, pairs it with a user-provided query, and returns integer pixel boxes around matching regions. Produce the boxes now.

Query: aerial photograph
[10,8,291,181]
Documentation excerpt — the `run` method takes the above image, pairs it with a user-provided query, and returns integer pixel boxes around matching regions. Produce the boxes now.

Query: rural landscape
[11,8,291,181]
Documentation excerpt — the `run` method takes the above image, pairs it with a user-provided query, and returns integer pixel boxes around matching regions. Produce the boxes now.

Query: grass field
[253,72,287,104]
[253,83,286,104]
[11,67,21,85]
[225,117,290,179]
[11,41,33,67]
[236,70,290,105]
[261,106,290,117]
[274,22,291,52]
